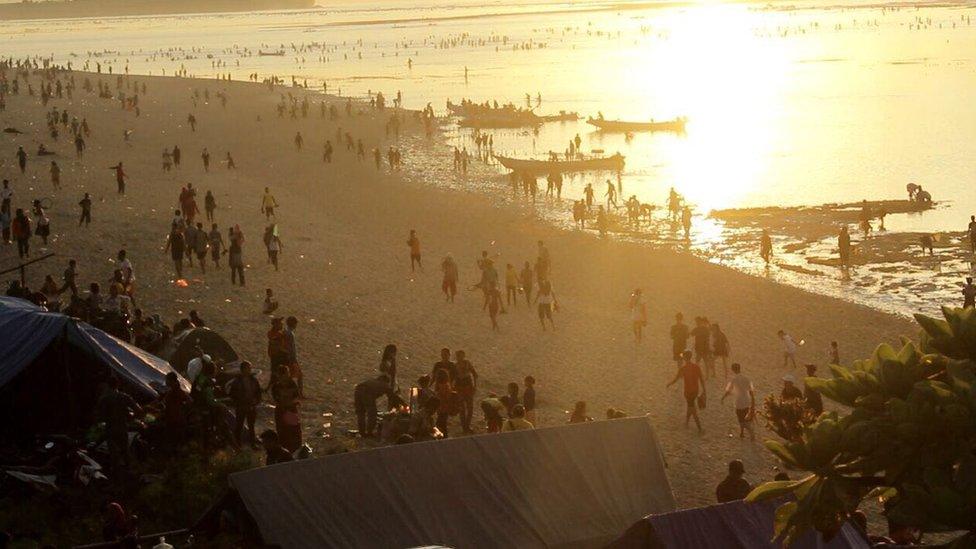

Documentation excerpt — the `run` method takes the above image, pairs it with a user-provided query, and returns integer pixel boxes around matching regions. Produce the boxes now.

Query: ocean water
[5,0,976,316]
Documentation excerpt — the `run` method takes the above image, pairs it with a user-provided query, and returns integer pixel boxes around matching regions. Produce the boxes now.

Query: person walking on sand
[505,263,519,308]
[50,161,61,190]
[535,279,557,330]
[261,187,278,220]
[487,284,502,331]
[407,230,422,272]
[229,235,245,286]
[670,313,690,367]
[209,223,223,269]
[225,152,236,170]
[711,323,731,379]
[164,224,186,279]
[193,222,210,273]
[11,209,31,259]
[778,329,799,369]
[760,229,772,265]
[629,288,647,343]
[667,350,705,434]
[204,190,216,221]
[963,277,976,308]
[110,162,127,194]
[16,146,27,174]
[441,254,458,302]
[78,192,93,227]
[721,363,755,440]
[520,261,534,306]
[201,148,210,172]
[294,131,303,151]
[691,317,713,377]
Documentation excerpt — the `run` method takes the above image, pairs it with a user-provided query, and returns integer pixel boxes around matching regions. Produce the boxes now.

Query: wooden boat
[539,111,581,122]
[586,117,687,132]
[459,113,541,128]
[258,50,286,57]
[495,153,625,174]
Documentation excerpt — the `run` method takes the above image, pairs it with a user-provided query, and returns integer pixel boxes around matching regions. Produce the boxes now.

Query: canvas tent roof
[0,296,187,399]
[228,417,676,549]
[608,499,870,549]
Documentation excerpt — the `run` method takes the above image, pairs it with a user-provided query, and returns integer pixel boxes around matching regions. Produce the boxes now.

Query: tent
[608,499,870,549]
[166,327,241,374]
[226,417,676,549]
[0,296,188,435]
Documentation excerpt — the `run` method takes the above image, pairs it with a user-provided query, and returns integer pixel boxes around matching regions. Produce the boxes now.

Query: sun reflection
[647,6,791,213]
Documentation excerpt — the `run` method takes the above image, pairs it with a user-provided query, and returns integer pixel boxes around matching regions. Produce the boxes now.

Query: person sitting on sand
[259,429,293,466]
[569,400,593,424]
[716,460,752,503]
[781,374,803,400]
[481,392,506,433]
[503,405,534,431]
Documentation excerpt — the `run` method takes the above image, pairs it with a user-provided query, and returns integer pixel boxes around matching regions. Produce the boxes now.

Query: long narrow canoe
[586,117,686,132]
[495,153,625,174]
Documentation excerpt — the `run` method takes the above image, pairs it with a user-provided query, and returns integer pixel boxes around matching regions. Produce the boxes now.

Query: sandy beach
[0,69,916,509]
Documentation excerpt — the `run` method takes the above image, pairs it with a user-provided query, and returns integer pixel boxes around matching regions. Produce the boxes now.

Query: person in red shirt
[667,350,705,433]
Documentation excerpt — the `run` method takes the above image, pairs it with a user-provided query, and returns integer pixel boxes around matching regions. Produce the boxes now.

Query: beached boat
[586,117,687,132]
[258,50,286,57]
[495,153,625,174]
[539,111,581,122]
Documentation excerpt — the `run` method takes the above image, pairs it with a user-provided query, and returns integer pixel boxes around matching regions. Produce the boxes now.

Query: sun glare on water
[644,5,791,214]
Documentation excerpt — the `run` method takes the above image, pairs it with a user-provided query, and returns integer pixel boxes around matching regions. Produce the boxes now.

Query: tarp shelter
[167,327,241,374]
[227,417,676,549]
[0,296,188,435]
[608,499,870,549]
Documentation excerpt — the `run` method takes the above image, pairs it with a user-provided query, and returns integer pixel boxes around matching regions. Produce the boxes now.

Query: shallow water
[7,0,976,316]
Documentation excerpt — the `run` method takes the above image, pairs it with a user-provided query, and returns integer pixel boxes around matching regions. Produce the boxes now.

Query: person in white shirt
[721,363,755,440]
[186,351,212,382]
[778,330,798,368]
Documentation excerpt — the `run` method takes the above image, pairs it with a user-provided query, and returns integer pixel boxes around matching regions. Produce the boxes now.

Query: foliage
[0,445,260,547]
[761,393,819,443]
[748,306,976,546]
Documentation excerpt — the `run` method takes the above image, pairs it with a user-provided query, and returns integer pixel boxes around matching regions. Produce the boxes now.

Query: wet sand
[1,70,916,508]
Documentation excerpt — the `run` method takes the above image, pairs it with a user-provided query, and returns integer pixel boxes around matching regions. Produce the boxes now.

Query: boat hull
[495,154,625,174]
[586,118,686,132]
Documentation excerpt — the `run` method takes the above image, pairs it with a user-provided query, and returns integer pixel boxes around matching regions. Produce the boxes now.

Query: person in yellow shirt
[502,404,534,432]
[261,187,279,220]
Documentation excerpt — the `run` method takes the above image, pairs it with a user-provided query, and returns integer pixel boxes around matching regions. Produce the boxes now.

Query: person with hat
[716,460,752,503]
[781,373,803,401]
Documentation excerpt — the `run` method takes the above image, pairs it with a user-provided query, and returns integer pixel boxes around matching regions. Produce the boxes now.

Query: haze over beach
[1,0,975,547]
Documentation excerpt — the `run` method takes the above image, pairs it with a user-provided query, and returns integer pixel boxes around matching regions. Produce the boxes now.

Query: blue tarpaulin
[609,499,870,549]
[0,296,187,399]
